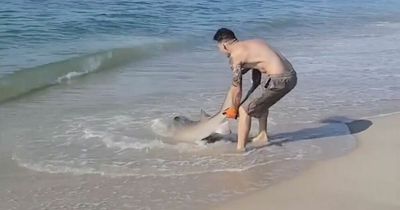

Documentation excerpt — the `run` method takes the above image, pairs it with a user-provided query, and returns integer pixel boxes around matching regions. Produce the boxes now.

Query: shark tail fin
[214,121,231,135]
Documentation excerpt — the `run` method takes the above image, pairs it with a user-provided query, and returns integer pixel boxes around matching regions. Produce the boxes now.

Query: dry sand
[213,113,400,210]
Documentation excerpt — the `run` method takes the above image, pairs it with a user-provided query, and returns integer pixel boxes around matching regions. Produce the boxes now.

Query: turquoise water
[1,0,400,101]
[1,1,400,209]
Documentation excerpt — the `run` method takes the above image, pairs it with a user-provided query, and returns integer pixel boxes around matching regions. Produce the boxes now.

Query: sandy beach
[2,1,400,209]
[213,113,400,210]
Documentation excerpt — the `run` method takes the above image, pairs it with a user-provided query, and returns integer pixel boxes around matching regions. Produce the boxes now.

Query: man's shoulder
[236,39,269,53]
[240,39,267,45]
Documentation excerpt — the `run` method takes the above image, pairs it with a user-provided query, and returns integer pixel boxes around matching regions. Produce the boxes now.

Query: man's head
[213,28,237,55]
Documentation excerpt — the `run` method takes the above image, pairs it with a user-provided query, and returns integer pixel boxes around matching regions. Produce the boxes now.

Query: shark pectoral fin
[201,133,225,143]
[200,109,211,121]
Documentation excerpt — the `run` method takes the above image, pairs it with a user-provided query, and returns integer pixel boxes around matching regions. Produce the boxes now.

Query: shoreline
[212,112,400,210]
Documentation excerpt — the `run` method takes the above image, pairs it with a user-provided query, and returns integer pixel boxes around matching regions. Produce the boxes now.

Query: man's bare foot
[251,132,268,145]
[236,147,246,152]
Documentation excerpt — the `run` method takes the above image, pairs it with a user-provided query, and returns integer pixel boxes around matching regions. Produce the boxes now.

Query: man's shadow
[247,116,373,149]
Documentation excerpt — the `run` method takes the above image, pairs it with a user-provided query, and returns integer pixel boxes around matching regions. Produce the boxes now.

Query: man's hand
[223,107,238,119]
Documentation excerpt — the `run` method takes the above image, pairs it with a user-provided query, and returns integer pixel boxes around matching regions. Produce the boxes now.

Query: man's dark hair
[213,28,237,42]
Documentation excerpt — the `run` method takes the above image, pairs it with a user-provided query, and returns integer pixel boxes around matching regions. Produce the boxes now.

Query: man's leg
[252,109,269,143]
[237,106,251,151]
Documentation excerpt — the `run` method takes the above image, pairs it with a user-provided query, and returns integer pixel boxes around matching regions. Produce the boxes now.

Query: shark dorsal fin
[200,109,211,121]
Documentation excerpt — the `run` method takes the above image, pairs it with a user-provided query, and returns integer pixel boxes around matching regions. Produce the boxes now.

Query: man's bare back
[228,39,294,76]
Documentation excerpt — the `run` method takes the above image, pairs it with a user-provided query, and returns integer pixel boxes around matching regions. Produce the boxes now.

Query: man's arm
[231,62,242,111]
[240,69,261,105]
[223,55,243,119]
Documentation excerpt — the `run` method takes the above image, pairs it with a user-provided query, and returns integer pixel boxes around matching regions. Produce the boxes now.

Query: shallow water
[1,0,400,209]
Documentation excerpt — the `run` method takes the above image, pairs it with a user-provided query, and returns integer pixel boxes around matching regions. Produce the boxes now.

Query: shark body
[170,87,234,143]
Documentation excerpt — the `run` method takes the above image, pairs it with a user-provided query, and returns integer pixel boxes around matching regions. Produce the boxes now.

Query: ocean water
[1,0,400,209]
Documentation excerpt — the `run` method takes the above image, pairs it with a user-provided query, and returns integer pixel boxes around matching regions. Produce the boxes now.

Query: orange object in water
[223,107,238,119]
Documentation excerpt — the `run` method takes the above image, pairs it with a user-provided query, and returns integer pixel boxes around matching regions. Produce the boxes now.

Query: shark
[170,86,235,143]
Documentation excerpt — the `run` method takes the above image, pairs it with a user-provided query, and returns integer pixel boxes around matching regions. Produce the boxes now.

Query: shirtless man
[213,28,297,151]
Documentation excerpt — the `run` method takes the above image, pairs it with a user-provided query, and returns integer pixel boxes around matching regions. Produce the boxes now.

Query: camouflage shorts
[242,70,297,118]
